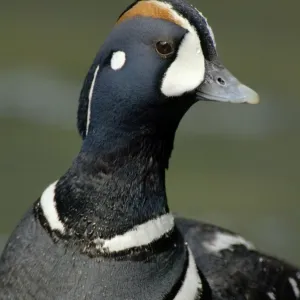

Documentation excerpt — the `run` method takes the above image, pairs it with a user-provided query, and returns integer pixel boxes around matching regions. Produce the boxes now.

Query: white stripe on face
[86,65,100,136]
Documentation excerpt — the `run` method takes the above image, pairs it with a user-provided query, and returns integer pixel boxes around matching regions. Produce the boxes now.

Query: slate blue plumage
[1,1,299,299]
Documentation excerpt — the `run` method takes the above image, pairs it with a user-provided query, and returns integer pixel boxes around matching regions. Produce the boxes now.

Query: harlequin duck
[1,1,299,300]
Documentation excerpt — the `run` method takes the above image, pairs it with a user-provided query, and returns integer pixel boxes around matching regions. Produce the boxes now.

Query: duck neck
[35,107,207,299]
[38,124,179,249]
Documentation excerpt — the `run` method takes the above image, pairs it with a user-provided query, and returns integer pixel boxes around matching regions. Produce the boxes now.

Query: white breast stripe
[174,247,202,300]
[202,232,255,253]
[40,181,65,233]
[94,213,174,252]
[86,65,100,136]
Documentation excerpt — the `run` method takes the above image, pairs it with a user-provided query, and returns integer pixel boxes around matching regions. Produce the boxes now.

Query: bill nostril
[216,77,226,86]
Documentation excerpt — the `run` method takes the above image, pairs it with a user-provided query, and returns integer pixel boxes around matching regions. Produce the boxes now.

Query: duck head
[77,0,259,146]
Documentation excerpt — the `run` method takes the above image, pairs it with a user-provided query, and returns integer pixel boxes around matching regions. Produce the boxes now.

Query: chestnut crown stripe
[117,0,185,27]
[118,0,217,61]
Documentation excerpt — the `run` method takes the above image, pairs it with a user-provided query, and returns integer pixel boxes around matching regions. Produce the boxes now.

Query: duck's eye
[155,41,174,58]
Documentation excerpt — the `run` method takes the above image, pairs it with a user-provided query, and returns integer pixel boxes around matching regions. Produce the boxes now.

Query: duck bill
[196,61,260,104]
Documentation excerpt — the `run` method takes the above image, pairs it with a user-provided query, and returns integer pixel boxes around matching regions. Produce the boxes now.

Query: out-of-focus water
[0,0,300,264]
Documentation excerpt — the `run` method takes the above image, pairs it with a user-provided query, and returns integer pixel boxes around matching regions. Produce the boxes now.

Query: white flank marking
[111,51,126,70]
[94,213,174,252]
[202,232,255,253]
[40,181,65,233]
[153,1,205,96]
[86,65,100,136]
[289,277,300,298]
[267,292,276,300]
[174,247,202,300]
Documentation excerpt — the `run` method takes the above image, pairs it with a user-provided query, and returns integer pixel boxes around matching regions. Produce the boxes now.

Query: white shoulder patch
[111,51,126,71]
[267,291,276,300]
[174,247,202,300]
[202,231,255,253]
[40,181,65,233]
[288,277,300,298]
[94,213,174,253]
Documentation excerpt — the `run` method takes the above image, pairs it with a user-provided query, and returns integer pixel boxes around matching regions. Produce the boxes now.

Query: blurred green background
[0,0,299,265]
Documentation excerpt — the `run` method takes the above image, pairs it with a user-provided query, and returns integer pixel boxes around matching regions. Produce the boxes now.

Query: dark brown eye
[155,41,174,58]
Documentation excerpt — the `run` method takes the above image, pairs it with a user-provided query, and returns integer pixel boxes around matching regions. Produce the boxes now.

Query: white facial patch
[86,65,100,136]
[202,232,255,254]
[161,31,205,97]
[152,1,205,97]
[40,181,65,233]
[174,247,202,300]
[111,51,126,70]
[93,213,174,253]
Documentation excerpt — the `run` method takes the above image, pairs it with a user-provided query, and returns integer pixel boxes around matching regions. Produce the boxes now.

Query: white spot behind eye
[111,51,126,70]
